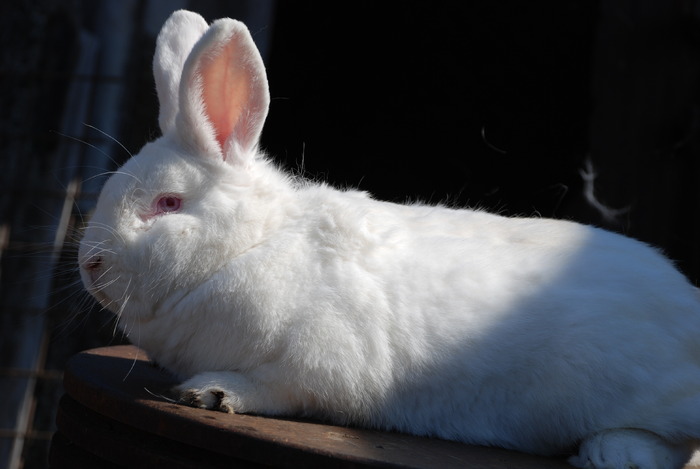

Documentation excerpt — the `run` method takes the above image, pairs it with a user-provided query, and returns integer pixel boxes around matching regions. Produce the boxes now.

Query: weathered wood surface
[49,345,696,468]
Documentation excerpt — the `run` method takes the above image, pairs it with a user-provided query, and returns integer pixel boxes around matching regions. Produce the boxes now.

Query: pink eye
[155,195,182,214]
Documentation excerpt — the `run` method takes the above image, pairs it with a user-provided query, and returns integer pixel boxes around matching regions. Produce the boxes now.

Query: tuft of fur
[79,10,700,469]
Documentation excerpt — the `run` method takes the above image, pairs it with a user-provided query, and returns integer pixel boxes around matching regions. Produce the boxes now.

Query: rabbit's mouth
[79,255,125,315]
[80,268,115,310]
[90,287,115,311]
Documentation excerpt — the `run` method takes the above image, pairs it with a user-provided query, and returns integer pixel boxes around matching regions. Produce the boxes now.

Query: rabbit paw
[568,429,693,469]
[175,371,252,414]
[178,386,235,413]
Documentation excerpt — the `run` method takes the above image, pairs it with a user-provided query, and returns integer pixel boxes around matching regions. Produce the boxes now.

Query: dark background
[262,1,700,280]
[2,1,700,467]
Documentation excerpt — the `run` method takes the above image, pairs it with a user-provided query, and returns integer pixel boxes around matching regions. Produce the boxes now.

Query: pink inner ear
[199,39,251,152]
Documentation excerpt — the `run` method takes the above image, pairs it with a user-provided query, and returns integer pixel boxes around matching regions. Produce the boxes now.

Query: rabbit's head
[78,10,284,324]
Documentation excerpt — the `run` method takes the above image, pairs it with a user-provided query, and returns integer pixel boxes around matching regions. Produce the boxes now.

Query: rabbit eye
[155,195,182,214]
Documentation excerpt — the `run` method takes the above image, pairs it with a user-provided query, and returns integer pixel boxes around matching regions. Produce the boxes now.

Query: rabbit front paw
[175,371,253,414]
[178,386,236,413]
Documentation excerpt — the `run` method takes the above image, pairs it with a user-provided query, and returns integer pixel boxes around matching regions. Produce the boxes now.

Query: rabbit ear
[175,17,270,164]
[153,10,209,134]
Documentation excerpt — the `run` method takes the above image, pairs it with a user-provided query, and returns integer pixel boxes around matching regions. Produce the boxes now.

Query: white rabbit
[79,10,700,469]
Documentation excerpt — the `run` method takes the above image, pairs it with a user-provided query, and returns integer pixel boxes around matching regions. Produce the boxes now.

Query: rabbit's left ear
[153,10,209,134]
[175,17,270,164]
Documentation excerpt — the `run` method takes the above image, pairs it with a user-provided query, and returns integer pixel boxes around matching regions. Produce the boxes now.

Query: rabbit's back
[282,190,700,451]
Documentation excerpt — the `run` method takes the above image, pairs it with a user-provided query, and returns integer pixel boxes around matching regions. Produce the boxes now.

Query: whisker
[83,222,126,244]
[83,123,134,159]
[143,387,178,403]
[82,169,142,185]
[122,342,140,382]
[50,129,122,168]
[80,242,117,259]
[113,277,133,338]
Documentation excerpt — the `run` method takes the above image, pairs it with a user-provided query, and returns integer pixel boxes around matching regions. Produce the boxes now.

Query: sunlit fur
[79,10,700,469]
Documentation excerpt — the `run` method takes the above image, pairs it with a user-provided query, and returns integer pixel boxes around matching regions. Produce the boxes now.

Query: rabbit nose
[83,256,103,284]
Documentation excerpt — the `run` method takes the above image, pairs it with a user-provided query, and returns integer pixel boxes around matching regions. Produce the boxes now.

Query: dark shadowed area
[1,0,699,468]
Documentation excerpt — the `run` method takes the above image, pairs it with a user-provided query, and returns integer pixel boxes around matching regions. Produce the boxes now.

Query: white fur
[79,10,700,469]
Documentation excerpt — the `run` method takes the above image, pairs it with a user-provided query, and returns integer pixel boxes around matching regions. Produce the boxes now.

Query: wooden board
[50,345,678,468]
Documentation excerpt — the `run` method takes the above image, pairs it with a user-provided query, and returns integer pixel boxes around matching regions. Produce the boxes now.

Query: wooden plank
[55,345,694,468]
[57,345,574,468]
